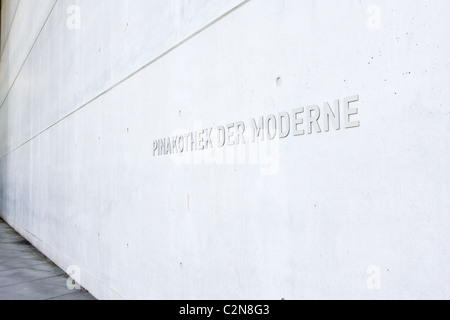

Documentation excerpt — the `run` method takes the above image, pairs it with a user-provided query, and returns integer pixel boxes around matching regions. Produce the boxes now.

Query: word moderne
[153,95,360,157]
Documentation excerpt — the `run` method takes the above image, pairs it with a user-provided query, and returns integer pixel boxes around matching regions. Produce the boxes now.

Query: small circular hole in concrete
[276,76,282,86]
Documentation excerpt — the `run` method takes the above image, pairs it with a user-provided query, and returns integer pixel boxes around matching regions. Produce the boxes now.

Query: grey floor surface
[0,218,96,300]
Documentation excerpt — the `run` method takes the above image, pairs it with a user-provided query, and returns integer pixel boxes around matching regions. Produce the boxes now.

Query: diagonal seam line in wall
[0,0,21,55]
[0,0,57,111]
[0,0,251,161]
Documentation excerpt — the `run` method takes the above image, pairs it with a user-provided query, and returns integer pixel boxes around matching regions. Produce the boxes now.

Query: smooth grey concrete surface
[0,218,95,300]
[1,0,450,300]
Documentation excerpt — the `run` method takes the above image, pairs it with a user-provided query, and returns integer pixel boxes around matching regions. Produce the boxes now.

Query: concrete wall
[0,0,449,300]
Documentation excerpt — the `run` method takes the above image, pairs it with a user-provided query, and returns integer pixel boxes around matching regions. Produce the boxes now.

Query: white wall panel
[0,0,246,158]
[0,0,56,105]
[1,0,450,300]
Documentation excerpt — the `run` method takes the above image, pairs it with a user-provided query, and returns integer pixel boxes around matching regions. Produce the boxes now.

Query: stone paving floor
[0,218,96,300]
